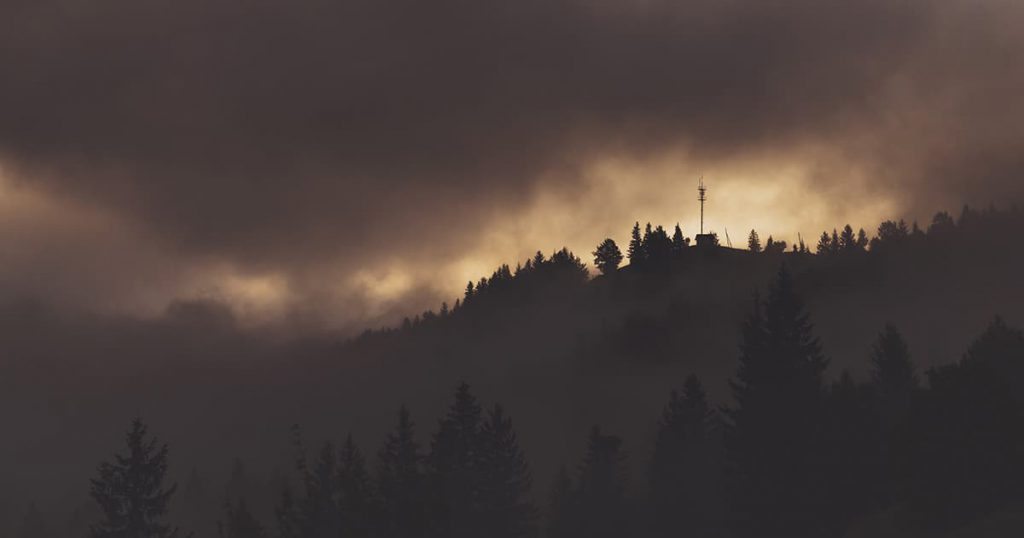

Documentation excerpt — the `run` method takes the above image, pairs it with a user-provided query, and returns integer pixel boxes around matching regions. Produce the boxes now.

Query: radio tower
[698,176,707,235]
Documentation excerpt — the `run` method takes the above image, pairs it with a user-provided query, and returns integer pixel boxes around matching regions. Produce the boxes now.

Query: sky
[2,0,1024,331]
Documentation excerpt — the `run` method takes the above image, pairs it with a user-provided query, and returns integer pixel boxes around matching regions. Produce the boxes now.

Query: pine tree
[88,419,181,538]
[830,229,841,255]
[477,405,537,538]
[725,267,828,537]
[747,230,761,253]
[644,226,673,267]
[592,239,623,276]
[649,375,718,537]
[671,224,688,253]
[338,435,375,538]
[299,443,343,538]
[627,222,643,265]
[377,406,427,538]
[856,228,869,250]
[839,224,857,252]
[869,324,917,426]
[573,427,629,538]
[904,317,1024,529]
[430,383,485,538]
[218,500,267,538]
[816,231,831,255]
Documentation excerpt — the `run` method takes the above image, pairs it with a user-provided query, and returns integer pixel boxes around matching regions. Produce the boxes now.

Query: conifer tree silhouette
[904,317,1024,529]
[816,231,831,255]
[839,224,857,252]
[644,226,673,268]
[429,382,485,538]
[377,406,427,538]
[477,404,538,538]
[671,224,688,253]
[747,230,761,253]
[338,435,375,538]
[297,443,343,538]
[88,419,182,538]
[627,222,644,265]
[870,324,917,427]
[856,228,869,250]
[649,374,719,537]
[725,267,828,537]
[573,427,629,538]
[592,239,623,276]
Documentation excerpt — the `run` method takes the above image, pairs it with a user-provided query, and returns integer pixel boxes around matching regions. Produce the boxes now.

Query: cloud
[1,0,1022,326]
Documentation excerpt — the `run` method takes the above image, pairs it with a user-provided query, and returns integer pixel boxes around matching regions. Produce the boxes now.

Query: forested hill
[4,205,1024,537]
[342,205,1023,403]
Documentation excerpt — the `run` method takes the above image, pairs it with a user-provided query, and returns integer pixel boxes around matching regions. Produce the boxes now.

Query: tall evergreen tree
[671,224,688,253]
[870,324,918,425]
[430,383,485,538]
[298,443,343,538]
[338,435,375,538]
[839,224,857,252]
[477,404,537,538]
[747,230,761,253]
[856,228,869,250]
[377,406,427,538]
[822,371,882,529]
[829,229,841,254]
[627,222,643,265]
[644,226,673,268]
[649,375,719,537]
[816,231,831,255]
[904,317,1024,529]
[573,427,629,538]
[592,239,623,276]
[88,419,181,538]
[725,267,828,537]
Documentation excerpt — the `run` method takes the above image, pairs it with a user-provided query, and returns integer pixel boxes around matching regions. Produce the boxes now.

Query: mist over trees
[8,205,1024,537]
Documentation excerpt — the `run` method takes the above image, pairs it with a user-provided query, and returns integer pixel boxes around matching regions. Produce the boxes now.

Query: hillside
[3,205,1024,536]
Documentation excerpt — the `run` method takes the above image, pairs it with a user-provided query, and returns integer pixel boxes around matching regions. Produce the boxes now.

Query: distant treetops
[365,205,1005,340]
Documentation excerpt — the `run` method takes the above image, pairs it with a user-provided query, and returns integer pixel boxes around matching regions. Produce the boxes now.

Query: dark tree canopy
[592,238,623,276]
[726,266,828,537]
[89,419,181,538]
[376,406,427,538]
[747,230,761,253]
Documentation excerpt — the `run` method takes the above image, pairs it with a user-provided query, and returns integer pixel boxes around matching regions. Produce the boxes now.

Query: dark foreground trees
[89,419,181,538]
[547,427,630,538]
[81,262,1024,538]
[649,375,722,537]
[725,266,829,537]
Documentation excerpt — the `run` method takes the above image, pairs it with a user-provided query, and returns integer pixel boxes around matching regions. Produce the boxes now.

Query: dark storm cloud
[1,0,1023,317]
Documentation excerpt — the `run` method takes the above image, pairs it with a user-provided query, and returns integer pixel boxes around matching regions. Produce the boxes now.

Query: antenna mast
[697,176,707,235]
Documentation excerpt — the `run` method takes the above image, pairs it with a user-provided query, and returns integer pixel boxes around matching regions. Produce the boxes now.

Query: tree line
[70,262,1024,537]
